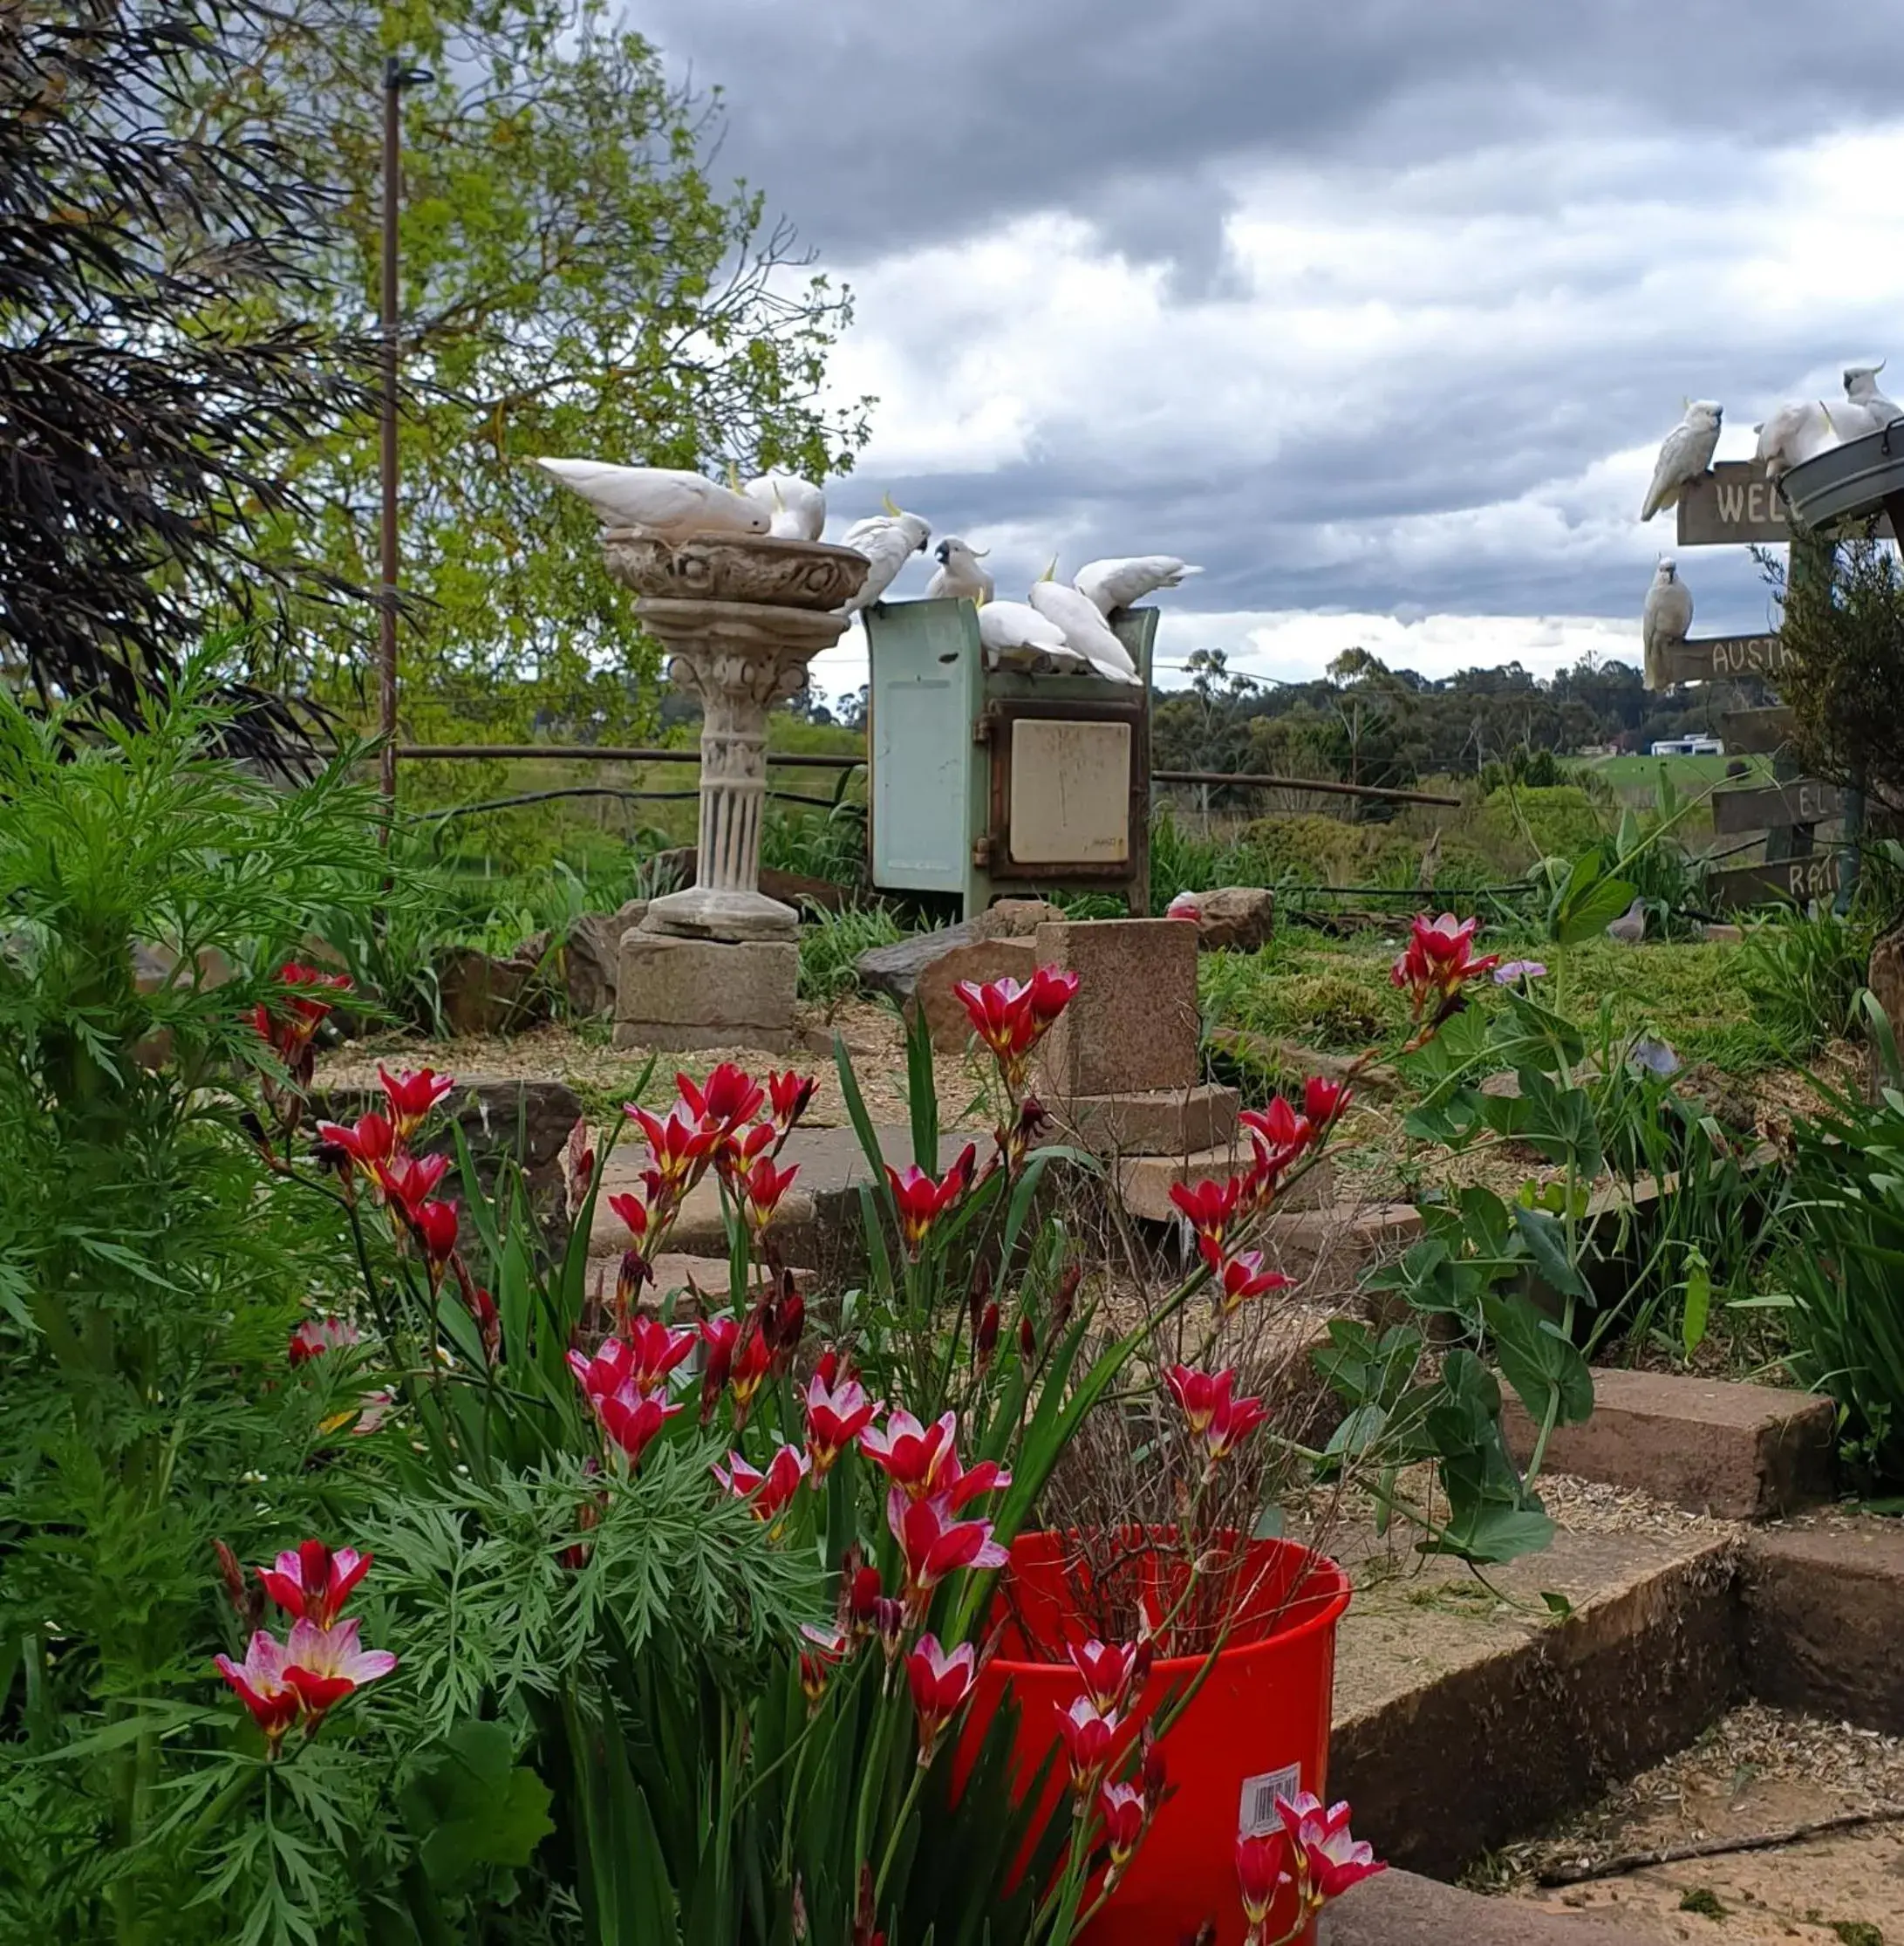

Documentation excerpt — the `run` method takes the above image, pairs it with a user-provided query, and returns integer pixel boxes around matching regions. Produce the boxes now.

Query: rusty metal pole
[377,59,402,836]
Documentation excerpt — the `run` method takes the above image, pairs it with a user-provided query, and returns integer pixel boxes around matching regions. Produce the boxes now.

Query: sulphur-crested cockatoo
[1073,556,1204,616]
[536,461,768,542]
[1845,363,1903,425]
[1639,401,1723,522]
[743,471,826,541]
[976,598,1088,672]
[839,496,932,615]
[1755,400,1850,481]
[1027,564,1140,685]
[1641,557,1694,693]
[925,537,994,604]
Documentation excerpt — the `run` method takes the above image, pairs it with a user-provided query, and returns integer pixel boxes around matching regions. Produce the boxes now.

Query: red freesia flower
[1068,1637,1139,1715]
[1100,1779,1147,1868]
[727,1321,774,1421]
[1169,1172,1243,1254]
[885,1144,977,1255]
[859,1409,959,1500]
[605,1191,649,1242]
[1236,1831,1293,1928]
[624,1317,697,1395]
[280,1615,398,1723]
[799,1622,846,1706]
[313,1111,395,1180]
[676,1062,764,1134]
[1390,912,1502,1021]
[257,1541,372,1628]
[596,1389,680,1466]
[214,1630,301,1750]
[413,1200,459,1285]
[768,1069,817,1132]
[1165,1363,1234,1436]
[1054,1694,1121,1792]
[714,1443,811,1522]
[741,1154,801,1237]
[376,1065,454,1140]
[1213,1248,1293,1317]
[1025,964,1079,1023]
[288,1316,358,1364]
[372,1151,449,1219]
[804,1369,879,1480]
[846,1562,884,1637]
[889,1487,1007,1615]
[717,1119,776,1184]
[623,1101,723,1209]
[254,963,351,1063]
[1240,1096,1313,1171]
[1204,1389,1268,1473]
[938,1451,1012,1512]
[1303,1076,1352,1131]
[567,1335,634,1403]
[1279,1792,1386,1905]
[907,1634,977,1765]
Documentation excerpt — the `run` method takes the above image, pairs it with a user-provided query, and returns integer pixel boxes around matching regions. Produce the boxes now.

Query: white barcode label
[1239,1764,1302,1837]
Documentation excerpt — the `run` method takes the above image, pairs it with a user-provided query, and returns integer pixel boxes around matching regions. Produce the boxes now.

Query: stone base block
[1116,1149,1334,1222]
[614,931,798,1052]
[1031,918,1200,1096]
[1327,1870,1657,1946]
[1501,1369,1835,1521]
[1058,1084,1239,1156]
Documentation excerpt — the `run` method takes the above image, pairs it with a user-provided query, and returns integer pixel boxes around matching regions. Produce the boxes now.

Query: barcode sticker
[1239,1764,1302,1837]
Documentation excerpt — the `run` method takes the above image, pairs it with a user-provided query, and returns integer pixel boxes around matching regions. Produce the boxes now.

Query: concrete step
[1116,1147,1335,1223]
[1501,1369,1835,1522]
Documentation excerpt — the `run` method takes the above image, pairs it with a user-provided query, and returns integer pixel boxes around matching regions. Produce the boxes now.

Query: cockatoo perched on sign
[1639,401,1722,521]
[925,537,994,604]
[840,495,931,614]
[976,599,1088,673]
[1641,556,1693,693]
[743,471,826,541]
[1027,563,1141,685]
[535,461,768,543]
[1073,556,1204,616]
[1845,363,1903,425]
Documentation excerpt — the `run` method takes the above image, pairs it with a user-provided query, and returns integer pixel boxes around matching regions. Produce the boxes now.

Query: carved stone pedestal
[598,532,867,1050]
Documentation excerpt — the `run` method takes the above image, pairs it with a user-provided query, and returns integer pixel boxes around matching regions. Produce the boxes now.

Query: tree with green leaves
[194,0,873,748]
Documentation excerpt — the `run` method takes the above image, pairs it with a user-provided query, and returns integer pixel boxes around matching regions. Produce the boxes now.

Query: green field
[1585,752,1774,794]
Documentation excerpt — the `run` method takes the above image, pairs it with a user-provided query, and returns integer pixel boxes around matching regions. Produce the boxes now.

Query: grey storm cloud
[645,0,1898,263]
[631,0,1904,672]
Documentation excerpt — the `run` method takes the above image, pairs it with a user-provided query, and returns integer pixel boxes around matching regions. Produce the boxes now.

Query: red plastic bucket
[959,1530,1350,1946]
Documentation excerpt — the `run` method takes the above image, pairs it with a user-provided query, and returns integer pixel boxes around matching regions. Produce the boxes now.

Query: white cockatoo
[839,496,932,614]
[1639,400,1723,521]
[976,598,1088,672]
[743,471,827,541]
[1027,563,1141,684]
[535,461,768,542]
[925,537,994,604]
[1754,400,1848,481]
[1072,556,1204,616]
[1641,556,1694,693]
[1845,363,1903,425]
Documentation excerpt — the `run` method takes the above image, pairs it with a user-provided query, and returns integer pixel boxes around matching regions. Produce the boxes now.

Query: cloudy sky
[641,0,1904,699]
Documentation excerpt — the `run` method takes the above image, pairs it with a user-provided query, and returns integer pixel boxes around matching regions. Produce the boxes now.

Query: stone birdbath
[604,529,869,1052]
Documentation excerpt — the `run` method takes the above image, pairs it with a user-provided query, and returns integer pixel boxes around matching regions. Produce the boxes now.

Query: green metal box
[863,597,1156,920]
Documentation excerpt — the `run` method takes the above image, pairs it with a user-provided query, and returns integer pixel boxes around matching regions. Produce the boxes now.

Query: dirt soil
[316,1000,982,1133]
[1488,1703,1904,1944]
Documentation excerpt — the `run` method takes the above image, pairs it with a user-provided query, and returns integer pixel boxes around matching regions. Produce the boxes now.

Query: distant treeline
[1149,649,1772,795]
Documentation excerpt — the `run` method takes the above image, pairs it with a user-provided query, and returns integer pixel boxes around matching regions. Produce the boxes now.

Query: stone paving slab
[1116,1149,1336,1222]
[1325,1870,1655,1945]
[1501,1370,1835,1521]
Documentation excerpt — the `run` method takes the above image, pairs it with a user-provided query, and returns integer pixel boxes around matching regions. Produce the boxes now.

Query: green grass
[1587,753,1772,791]
[796,905,911,1005]
[1197,927,1790,1073]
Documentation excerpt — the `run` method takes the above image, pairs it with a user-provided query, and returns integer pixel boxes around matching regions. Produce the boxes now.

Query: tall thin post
[378,59,402,839]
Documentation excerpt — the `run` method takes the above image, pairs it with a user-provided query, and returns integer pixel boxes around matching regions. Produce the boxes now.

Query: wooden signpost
[1677,460,1895,550]
[1670,464,1853,911]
